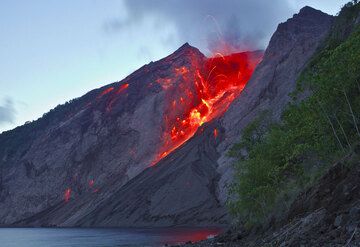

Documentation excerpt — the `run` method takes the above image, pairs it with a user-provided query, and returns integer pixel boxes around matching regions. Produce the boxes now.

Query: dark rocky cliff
[216,6,333,203]
[0,6,333,227]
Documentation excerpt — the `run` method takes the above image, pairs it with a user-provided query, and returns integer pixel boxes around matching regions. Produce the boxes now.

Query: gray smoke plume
[104,0,293,54]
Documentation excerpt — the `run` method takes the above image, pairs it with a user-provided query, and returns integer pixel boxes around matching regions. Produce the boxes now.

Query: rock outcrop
[216,6,333,203]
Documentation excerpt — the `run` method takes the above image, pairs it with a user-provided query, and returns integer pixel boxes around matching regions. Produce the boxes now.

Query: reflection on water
[0,227,222,247]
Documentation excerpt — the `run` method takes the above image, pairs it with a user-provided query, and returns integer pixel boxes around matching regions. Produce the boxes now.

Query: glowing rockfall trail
[152,50,262,165]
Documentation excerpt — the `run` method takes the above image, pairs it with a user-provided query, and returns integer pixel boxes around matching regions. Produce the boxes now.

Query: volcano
[0,42,262,226]
[0,6,333,227]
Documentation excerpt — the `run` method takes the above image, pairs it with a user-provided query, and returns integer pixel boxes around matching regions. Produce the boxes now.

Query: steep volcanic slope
[26,6,334,227]
[216,6,334,203]
[0,42,260,224]
[79,121,226,227]
[18,121,226,227]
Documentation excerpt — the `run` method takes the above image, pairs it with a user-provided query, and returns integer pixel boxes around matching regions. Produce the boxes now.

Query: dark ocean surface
[0,227,222,246]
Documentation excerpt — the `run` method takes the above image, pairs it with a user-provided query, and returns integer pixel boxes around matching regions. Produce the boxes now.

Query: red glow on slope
[156,78,173,90]
[213,128,218,139]
[152,51,262,166]
[64,188,71,202]
[105,83,129,112]
[175,66,189,76]
[116,83,129,94]
[88,179,100,193]
[98,87,114,97]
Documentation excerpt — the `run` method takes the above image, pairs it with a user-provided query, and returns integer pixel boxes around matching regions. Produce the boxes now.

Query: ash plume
[104,0,293,54]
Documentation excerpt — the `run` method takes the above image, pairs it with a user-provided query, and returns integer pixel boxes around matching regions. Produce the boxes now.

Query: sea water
[0,227,222,247]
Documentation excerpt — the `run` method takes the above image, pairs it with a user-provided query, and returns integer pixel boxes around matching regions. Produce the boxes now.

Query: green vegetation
[229,2,360,226]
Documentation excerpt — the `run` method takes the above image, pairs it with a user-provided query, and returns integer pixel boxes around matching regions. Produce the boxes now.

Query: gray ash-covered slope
[81,121,225,227]
[0,43,207,225]
[77,121,226,227]
[1,6,333,227]
[20,120,226,227]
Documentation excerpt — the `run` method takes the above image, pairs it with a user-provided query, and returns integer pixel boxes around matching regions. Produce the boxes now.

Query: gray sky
[0,0,349,132]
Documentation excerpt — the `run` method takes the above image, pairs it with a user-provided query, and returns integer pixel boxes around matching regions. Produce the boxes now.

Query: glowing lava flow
[98,87,114,98]
[152,51,262,165]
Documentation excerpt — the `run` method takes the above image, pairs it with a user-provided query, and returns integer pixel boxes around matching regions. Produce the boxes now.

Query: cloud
[105,0,294,54]
[0,98,16,125]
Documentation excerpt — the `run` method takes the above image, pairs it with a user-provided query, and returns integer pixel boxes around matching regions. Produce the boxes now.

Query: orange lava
[152,51,262,166]
[98,87,114,98]
[105,83,129,112]
[116,83,129,94]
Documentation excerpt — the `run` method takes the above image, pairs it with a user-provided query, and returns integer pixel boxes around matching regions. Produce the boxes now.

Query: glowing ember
[64,188,71,202]
[175,66,189,76]
[152,51,262,166]
[213,128,218,139]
